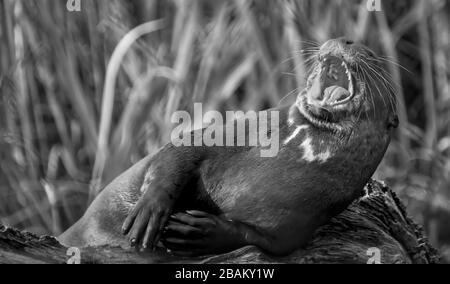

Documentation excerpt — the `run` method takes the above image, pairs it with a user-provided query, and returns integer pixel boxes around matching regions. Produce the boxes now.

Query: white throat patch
[299,136,332,163]
[285,99,334,163]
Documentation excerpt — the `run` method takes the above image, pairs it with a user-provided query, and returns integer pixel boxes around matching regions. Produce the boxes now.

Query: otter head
[298,38,399,134]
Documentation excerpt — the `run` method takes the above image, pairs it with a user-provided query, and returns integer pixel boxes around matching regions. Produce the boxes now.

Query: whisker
[292,39,321,47]
[364,63,398,115]
[358,66,377,118]
[299,49,320,55]
[357,69,371,122]
[374,56,413,75]
[361,61,389,110]
[362,61,397,96]
[279,87,301,106]
[363,68,388,112]
[362,60,398,111]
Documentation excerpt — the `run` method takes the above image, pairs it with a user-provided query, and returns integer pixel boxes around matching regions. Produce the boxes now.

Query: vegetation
[0,0,449,261]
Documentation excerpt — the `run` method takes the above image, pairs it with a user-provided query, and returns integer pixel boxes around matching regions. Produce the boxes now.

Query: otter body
[196,105,389,245]
[60,38,398,256]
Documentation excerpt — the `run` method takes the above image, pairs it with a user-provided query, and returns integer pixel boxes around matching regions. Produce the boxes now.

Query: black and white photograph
[0,0,448,269]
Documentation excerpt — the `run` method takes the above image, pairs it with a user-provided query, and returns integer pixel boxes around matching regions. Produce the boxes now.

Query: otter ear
[388,115,399,129]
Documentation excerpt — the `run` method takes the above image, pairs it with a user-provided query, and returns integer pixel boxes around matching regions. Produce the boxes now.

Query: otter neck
[289,92,355,137]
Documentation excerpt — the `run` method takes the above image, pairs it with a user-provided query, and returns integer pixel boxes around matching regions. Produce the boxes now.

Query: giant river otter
[59,38,399,257]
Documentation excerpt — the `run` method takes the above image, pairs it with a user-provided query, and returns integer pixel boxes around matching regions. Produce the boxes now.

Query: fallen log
[0,180,440,264]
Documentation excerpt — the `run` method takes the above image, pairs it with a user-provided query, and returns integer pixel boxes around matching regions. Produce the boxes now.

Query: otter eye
[388,115,399,129]
[367,50,376,58]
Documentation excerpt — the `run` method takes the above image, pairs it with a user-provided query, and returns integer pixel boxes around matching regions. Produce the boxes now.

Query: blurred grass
[0,0,449,259]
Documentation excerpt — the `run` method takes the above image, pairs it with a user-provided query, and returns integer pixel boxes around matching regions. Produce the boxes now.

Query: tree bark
[0,180,440,264]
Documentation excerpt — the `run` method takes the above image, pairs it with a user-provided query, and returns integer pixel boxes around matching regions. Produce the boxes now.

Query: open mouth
[307,55,356,108]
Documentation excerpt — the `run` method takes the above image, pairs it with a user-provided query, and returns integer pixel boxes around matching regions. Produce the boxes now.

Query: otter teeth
[343,62,354,96]
[328,61,355,106]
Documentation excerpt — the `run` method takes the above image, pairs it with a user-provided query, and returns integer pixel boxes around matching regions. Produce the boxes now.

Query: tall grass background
[0,0,449,260]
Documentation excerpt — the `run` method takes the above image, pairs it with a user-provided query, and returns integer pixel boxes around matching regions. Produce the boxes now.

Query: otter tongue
[324,86,350,103]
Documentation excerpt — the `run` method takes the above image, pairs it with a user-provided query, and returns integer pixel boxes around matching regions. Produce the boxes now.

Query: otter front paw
[161,211,244,257]
[122,190,174,250]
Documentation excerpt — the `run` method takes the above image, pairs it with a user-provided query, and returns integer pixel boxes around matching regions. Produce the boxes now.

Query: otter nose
[332,37,355,46]
[339,38,354,45]
[320,37,355,56]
